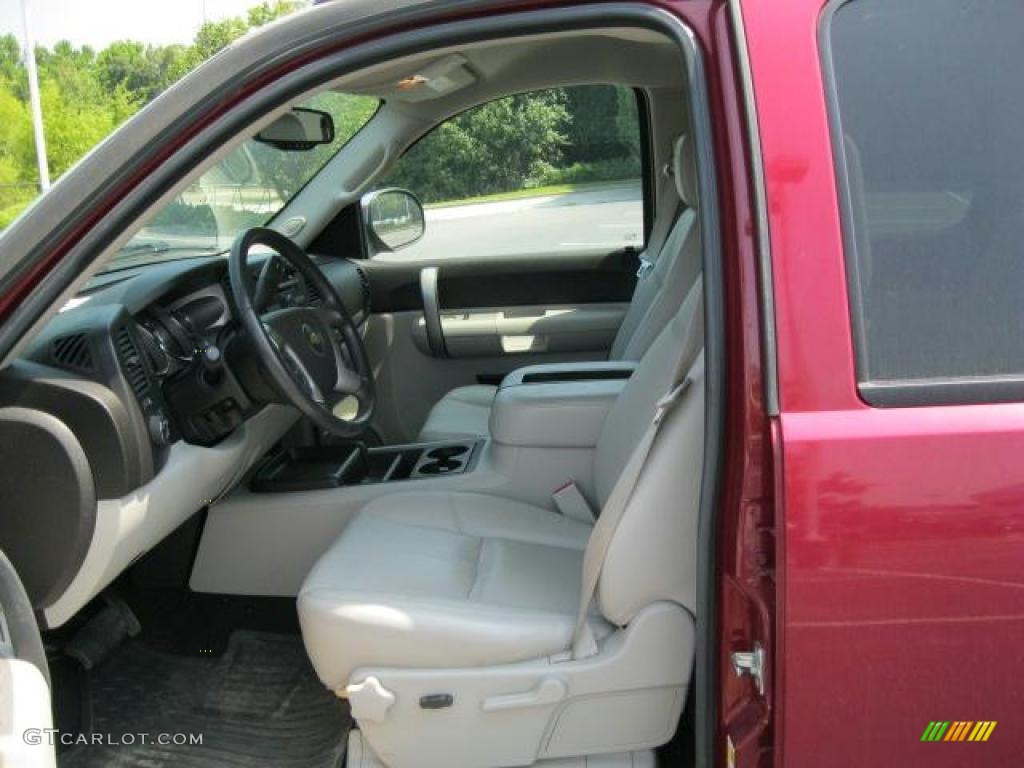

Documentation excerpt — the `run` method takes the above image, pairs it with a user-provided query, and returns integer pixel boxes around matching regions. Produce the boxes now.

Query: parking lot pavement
[379,183,644,261]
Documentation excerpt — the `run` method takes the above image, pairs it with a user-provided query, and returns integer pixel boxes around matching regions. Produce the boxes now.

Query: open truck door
[0,549,54,768]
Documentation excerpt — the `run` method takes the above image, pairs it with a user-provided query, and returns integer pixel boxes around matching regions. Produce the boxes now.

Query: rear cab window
[823,0,1024,405]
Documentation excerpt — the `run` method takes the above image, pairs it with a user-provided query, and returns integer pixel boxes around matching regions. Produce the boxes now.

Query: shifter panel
[250,440,481,492]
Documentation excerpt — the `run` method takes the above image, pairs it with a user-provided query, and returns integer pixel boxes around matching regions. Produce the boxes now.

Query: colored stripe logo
[921,721,996,742]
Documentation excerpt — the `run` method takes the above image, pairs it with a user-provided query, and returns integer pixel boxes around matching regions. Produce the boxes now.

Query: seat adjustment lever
[482,677,566,712]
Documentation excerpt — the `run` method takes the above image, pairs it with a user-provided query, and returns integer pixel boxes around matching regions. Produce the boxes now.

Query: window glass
[103,92,379,272]
[374,85,644,260]
[827,0,1024,391]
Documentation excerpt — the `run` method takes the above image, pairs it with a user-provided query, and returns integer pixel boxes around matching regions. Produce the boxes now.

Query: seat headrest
[672,134,699,208]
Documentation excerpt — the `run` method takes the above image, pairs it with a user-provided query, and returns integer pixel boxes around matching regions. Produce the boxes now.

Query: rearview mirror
[254,107,335,151]
[362,189,426,252]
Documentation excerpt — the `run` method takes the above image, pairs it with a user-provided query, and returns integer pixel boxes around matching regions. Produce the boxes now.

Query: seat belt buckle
[552,481,595,523]
[636,258,654,279]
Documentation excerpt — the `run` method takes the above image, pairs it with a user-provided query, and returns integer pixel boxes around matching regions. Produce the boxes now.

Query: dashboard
[26,253,367,489]
[0,252,369,627]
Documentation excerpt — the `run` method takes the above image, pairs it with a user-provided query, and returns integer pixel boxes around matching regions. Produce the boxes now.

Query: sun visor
[380,54,477,102]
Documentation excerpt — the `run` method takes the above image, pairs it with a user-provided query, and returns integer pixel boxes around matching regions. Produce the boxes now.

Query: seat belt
[637,167,681,279]
[568,286,704,660]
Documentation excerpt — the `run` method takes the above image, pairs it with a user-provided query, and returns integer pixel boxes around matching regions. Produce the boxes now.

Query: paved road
[121,182,644,268]
[377,183,644,261]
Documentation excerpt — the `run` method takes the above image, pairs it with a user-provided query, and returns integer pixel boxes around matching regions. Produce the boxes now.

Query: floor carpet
[60,630,350,768]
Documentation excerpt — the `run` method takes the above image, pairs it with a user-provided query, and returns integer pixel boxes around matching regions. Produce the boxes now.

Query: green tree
[36,78,117,177]
[249,91,378,198]
[560,85,641,173]
[36,41,101,103]
[247,1,306,27]
[96,41,146,94]
[169,1,304,81]
[0,34,22,86]
[95,42,186,102]
[0,87,30,181]
[0,0,311,211]
[385,90,569,203]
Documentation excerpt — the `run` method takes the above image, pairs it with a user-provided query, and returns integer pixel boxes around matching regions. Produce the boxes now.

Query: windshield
[104,92,379,272]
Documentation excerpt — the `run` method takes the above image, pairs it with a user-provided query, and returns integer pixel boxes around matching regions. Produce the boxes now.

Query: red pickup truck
[0,1,1017,767]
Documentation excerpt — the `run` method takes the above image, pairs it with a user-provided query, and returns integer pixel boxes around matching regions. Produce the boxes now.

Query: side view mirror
[254,107,335,151]
[361,188,426,252]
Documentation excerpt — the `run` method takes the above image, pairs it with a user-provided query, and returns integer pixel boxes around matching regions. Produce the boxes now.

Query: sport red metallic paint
[743,0,1023,765]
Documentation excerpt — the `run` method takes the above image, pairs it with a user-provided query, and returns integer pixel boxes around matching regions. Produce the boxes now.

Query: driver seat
[298,282,704,768]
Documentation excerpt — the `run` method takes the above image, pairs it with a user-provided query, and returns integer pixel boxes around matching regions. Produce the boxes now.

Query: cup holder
[418,460,461,475]
[427,445,469,461]
[414,443,475,477]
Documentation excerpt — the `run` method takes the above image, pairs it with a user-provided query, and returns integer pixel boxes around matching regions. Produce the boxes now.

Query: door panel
[365,310,604,443]
[347,81,647,440]
[360,248,638,314]
[412,303,628,359]
[359,248,638,441]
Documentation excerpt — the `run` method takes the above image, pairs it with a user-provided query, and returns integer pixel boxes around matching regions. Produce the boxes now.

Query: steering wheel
[229,227,375,438]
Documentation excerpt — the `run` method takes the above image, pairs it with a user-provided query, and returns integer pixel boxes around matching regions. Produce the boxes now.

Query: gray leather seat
[298,281,704,767]
[418,134,701,441]
[299,491,609,686]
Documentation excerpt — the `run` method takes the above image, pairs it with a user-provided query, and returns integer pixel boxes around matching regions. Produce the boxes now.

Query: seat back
[610,134,701,362]
[592,278,705,625]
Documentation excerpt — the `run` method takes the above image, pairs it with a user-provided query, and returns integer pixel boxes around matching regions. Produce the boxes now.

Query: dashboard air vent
[354,262,372,313]
[304,276,324,306]
[51,333,94,372]
[115,326,151,401]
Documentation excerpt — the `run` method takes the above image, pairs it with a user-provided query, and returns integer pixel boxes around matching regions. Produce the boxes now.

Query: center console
[251,440,481,493]
[490,361,637,449]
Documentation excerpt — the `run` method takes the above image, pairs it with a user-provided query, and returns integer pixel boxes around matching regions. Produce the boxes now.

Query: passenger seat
[419,134,702,441]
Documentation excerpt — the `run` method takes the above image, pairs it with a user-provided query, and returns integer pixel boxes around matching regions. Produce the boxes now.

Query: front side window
[104,91,378,272]
[826,0,1024,403]
[375,84,645,260]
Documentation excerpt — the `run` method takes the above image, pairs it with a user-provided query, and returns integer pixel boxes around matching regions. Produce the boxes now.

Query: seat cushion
[298,491,599,691]
[418,385,496,441]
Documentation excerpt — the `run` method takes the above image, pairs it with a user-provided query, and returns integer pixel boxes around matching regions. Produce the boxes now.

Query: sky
[0,0,270,51]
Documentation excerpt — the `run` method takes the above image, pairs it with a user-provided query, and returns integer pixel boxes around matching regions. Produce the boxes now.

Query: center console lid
[499,360,638,387]
[491,361,636,448]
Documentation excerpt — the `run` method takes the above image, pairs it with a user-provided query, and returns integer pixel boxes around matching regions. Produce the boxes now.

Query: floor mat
[61,630,350,768]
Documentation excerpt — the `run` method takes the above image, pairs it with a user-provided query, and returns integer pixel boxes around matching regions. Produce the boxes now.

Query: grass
[0,199,34,232]
[425,179,638,209]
